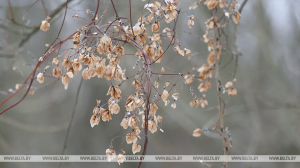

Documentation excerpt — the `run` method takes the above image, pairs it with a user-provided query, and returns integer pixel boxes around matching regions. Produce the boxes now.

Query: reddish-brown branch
[129,0,135,39]
[92,0,100,21]
[7,0,15,23]
[110,0,119,18]
[0,32,76,115]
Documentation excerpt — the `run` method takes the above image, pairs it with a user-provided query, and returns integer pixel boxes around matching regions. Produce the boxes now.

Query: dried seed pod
[151,21,160,32]
[37,73,44,83]
[193,128,202,137]
[40,20,50,32]
[233,11,241,24]
[52,67,62,78]
[62,75,69,90]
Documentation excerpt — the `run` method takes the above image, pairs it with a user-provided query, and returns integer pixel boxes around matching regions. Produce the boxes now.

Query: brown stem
[213,18,228,168]
[0,32,76,115]
[129,0,135,39]
[7,0,15,23]
[110,0,119,18]
[58,78,83,168]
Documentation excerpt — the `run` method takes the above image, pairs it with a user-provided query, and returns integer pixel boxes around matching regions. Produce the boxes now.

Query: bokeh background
[0,0,300,168]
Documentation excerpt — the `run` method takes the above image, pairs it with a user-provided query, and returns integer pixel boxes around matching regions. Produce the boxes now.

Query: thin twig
[238,0,248,14]
[110,0,119,18]
[41,0,48,17]
[233,0,248,78]
[213,10,228,168]
[7,0,15,23]
[58,78,83,168]
[129,0,135,39]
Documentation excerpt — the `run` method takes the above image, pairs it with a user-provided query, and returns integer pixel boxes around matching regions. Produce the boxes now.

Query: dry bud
[53,67,62,78]
[40,20,50,32]
[107,86,122,99]
[132,143,141,154]
[126,130,140,144]
[62,75,69,90]
[171,103,176,109]
[106,149,116,162]
[204,0,218,10]
[233,11,241,24]
[120,118,129,129]
[118,154,126,165]
[193,128,202,137]
[37,73,44,83]
[151,21,160,32]
[228,88,237,96]
[128,116,140,128]
[188,19,194,28]
[225,81,233,88]
[161,90,169,102]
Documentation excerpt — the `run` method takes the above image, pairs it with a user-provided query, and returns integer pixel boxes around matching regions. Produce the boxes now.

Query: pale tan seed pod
[233,11,241,24]
[104,66,114,81]
[113,45,125,56]
[132,143,141,154]
[73,31,81,49]
[113,67,125,82]
[165,81,171,87]
[101,108,112,122]
[172,92,179,100]
[185,77,194,84]
[96,58,107,78]
[40,20,50,32]
[185,49,191,54]
[161,90,169,102]
[136,34,147,46]
[188,19,194,28]
[225,81,233,88]
[106,149,116,162]
[174,45,184,56]
[154,81,159,88]
[72,59,81,71]
[166,4,177,20]
[128,116,140,128]
[93,100,101,114]
[149,103,158,116]
[126,131,139,144]
[204,0,218,10]
[207,51,221,66]
[143,45,155,60]
[29,89,35,96]
[132,80,141,88]
[193,128,202,137]
[190,100,196,107]
[151,21,160,32]
[52,57,60,65]
[53,67,62,78]
[82,68,91,79]
[120,118,129,129]
[148,117,158,133]
[37,73,44,83]
[118,154,126,165]
[107,86,122,99]
[200,99,208,108]
[157,115,163,122]
[171,103,176,109]
[109,103,120,114]
[228,88,237,96]
[163,27,172,39]
[125,96,135,112]
[62,75,69,90]
[88,66,96,78]
[90,114,101,128]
